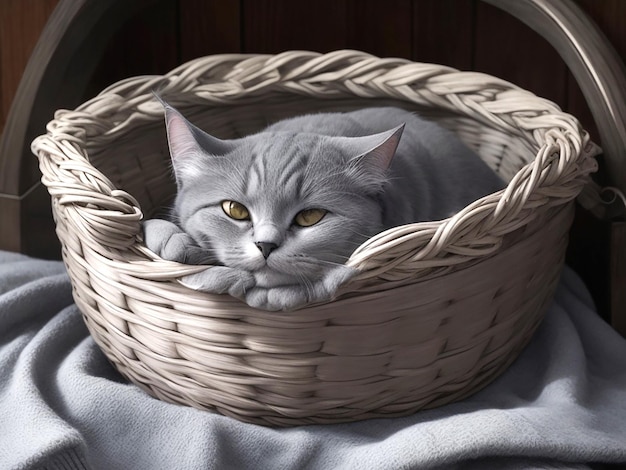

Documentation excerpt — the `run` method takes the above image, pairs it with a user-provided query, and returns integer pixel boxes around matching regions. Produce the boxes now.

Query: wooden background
[3,0,625,143]
[0,0,624,317]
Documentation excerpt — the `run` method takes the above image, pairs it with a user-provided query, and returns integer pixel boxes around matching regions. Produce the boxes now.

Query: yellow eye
[294,209,327,227]
[221,200,250,220]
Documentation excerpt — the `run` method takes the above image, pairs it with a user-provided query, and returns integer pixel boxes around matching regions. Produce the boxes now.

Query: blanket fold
[1,250,625,470]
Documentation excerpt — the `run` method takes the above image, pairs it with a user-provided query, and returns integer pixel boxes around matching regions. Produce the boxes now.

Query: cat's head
[161,100,403,287]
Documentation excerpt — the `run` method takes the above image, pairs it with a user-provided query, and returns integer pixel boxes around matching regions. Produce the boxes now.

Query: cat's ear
[162,105,199,164]
[155,94,235,173]
[350,124,404,171]
[344,124,404,192]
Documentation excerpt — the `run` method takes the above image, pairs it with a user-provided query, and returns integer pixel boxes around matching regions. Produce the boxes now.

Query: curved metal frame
[484,0,626,207]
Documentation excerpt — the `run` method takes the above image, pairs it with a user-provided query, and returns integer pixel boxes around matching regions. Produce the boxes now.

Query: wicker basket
[32,50,598,426]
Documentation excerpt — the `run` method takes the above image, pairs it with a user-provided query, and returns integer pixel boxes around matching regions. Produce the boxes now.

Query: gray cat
[143,101,504,311]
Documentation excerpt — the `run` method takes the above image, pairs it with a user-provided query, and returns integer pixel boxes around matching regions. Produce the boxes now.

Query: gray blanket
[1,250,625,470]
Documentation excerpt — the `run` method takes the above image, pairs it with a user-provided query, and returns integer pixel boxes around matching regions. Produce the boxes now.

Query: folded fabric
[1,250,625,470]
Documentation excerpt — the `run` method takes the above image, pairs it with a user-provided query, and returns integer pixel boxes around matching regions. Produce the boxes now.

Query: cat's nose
[255,241,278,259]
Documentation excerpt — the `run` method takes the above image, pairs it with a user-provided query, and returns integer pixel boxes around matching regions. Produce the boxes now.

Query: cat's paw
[143,219,205,264]
[181,266,255,299]
[244,286,309,312]
[143,219,187,261]
[243,266,357,311]
[320,265,358,294]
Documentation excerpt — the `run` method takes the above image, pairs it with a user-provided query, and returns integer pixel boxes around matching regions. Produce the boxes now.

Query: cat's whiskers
[165,212,182,224]
[339,227,376,240]
[288,254,347,268]
[221,247,264,270]
[295,272,315,301]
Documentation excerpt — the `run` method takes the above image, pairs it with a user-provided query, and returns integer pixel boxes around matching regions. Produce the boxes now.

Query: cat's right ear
[160,100,200,164]
[154,94,235,179]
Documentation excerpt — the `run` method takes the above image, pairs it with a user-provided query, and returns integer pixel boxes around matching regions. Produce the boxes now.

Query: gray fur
[143,103,504,311]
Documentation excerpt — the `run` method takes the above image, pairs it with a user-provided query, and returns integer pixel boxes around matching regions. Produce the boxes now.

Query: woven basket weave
[32,50,598,426]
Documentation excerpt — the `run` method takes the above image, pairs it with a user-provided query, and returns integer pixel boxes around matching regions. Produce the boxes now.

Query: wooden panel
[242,0,348,53]
[346,0,412,59]
[566,207,610,320]
[412,0,475,70]
[84,0,179,101]
[611,222,626,337]
[179,0,241,61]
[0,197,21,252]
[0,0,59,134]
[21,185,60,259]
[474,1,568,106]
[0,187,60,259]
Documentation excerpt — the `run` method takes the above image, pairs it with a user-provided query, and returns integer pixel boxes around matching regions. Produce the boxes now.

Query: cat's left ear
[343,124,404,192]
[351,124,405,171]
